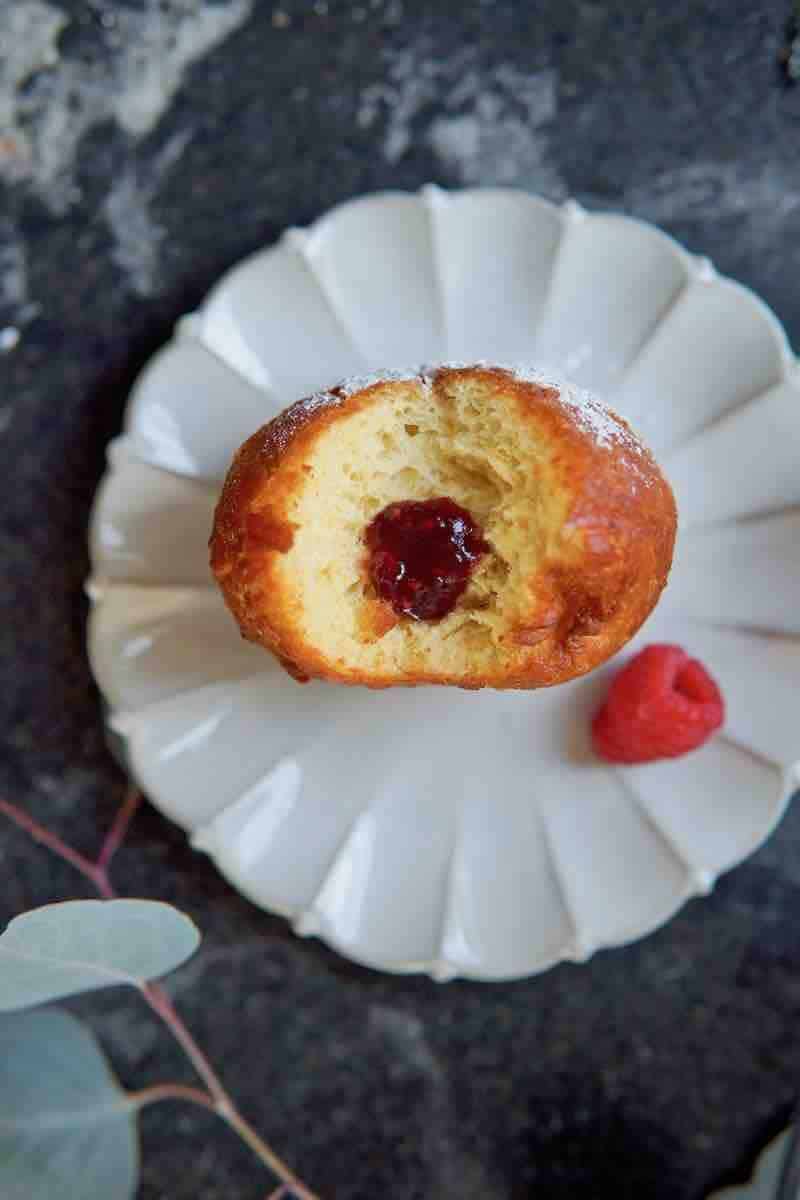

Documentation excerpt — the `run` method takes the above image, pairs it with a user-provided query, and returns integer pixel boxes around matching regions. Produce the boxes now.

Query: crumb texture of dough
[210,365,677,689]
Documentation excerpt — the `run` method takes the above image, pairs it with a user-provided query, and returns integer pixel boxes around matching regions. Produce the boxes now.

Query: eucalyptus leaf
[0,1007,138,1200]
[0,899,200,1011]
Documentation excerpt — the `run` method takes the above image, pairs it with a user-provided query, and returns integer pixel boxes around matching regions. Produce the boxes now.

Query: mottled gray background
[1,2,799,1198]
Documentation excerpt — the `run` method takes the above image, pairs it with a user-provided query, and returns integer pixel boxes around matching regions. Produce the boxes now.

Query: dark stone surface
[1,1,799,1197]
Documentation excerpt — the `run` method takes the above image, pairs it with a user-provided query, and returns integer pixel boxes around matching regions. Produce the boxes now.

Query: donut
[210,365,676,689]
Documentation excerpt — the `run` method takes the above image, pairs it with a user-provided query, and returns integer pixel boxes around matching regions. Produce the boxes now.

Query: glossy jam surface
[365,498,489,621]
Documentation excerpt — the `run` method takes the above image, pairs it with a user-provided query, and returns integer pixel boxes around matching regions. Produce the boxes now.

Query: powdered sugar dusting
[333,368,427,397]
[294,388,346,415]
[430,361,647,456]
[301,363,648,463]
[501,364,642,452]
[558,384,642,453]
[294,368,428,419]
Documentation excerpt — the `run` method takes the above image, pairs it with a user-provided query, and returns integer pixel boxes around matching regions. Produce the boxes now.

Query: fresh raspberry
[591,644,724,764]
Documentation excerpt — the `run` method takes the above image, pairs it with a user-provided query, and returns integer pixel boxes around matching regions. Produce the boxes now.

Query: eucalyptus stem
[219,1105,319,1200]
[129,1083,216,1112]
[140,982,318,1196]
[97,784,142,873]
[140,980,229,1109]
[0,790,320,1200]
[0,798,103,887]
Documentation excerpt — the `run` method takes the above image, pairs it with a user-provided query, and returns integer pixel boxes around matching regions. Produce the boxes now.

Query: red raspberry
[592,644,724,764]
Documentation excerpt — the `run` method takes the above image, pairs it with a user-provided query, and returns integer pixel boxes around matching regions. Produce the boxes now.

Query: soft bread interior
[272,373,573,679]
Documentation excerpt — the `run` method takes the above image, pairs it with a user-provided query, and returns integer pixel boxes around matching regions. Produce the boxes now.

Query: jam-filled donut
[210,365,676,689]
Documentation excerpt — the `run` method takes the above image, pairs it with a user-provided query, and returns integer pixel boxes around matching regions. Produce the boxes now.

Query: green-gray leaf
[0,1007,138,1200]
[0,899,200,1011]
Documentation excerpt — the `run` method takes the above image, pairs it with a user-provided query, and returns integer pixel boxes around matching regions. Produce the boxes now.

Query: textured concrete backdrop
[1,3,799,1197]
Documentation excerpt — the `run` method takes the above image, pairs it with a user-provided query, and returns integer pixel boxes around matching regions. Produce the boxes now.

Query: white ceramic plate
[87,187,800,982]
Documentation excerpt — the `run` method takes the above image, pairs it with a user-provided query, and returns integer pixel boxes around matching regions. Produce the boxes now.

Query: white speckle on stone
[103,129,193,297]
[370,1006,443,1079]
[428,65,559,188]
[356,42,564,197]
[384,122,412,164]
[370,1004,502,1199]
[0,242,27,310]
[0,222,29,320]
[428,113,481,168]
[0,0,252,213]
[357,44,429,163]
[111,0,253,138]
[104,170,164,298]
[89,1006,161,1066]
[0,328,21,353]
[625,160,800,250]
[161,938,269,996]
[790,41,800,82]
[0,2,67,163]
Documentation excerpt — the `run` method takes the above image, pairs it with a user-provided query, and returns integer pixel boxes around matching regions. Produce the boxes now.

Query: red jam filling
[365,497,489,621]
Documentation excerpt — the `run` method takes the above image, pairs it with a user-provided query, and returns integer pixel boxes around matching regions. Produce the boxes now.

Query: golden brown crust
[210,367,677,689]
